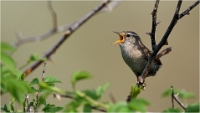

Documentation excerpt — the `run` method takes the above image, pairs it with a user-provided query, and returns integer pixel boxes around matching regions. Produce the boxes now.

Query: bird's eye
[127,34,130,37]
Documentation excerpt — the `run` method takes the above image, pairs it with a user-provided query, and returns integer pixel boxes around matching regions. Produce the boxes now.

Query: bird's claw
[137,76,146,90]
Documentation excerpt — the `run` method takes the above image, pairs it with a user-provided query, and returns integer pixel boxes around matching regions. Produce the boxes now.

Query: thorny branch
[139,0,199,84]
[14,0,122,47]
[22,0,113,78]
[171,86,186,110]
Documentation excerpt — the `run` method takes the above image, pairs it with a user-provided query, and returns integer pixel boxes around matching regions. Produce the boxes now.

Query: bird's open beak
[113,31,125,44]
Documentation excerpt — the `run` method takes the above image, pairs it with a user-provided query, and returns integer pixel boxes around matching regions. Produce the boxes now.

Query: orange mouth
[113,31,125,44]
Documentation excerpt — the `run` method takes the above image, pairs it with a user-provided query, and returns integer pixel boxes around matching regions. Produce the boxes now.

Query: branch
[139,0,199,84]
[14,0,121,47]
[179,0,199,19]
[150,0,160,51]
[171,86,186,110]
[23,0,111,78]
[24,94,30,112]
[47,0,57,29]
[35,92,39,112]
[53,93,106,112]
[41,62,46,81]
[100,0,123,12]
[14,1,58,47]
[171,86,175,108]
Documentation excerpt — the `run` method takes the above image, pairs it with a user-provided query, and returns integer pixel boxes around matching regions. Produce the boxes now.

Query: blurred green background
[1,1,199,112]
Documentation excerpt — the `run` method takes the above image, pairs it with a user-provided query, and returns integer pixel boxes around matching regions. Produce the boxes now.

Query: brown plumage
[113,31,162,77]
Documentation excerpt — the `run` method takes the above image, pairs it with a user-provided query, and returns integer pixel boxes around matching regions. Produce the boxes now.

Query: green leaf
[42,104,63,113]
[29,78,39,86]
[178,90,195,99]
[128,98,150,112]
[40,99,47,106]
[83,104,92,112]
[162,88,179,97]
[83,90,99,100]
[162,88,195,99]
[185,103,199,112]
[1,52,15,69]
[96,83,110,97]
[130,84,142,99]
[44,76,62,84]
[8,98,15,112]
[1,56,23,79]
[27,53,46,63]
[108,102,130,112]
[1,76,33,104]
[163,107,181,112]
[71,71,91,86]
[1,104,10,112]
[64,99,83,112]
[82,83,110,100]
[0,42,15,53]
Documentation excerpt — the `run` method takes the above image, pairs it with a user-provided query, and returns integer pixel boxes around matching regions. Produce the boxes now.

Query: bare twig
[156,47,172,59]
[139,0,199,84]
[14,0,121,47]
[14,1,58,47]
[171,86,186,110]
[24,94,30,113]
[35,92,39,112]
[47,0,57,29]
[150,0,160,51]
[179,0,199,19]
[109,93,116,103]
[53,93,106,112]
[42,62,46,81]
[171,86,175,108]
[100,0,123,12]
[23,0,111,78]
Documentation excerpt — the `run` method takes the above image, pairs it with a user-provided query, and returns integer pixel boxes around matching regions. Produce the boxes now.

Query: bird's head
[113,31,140,46]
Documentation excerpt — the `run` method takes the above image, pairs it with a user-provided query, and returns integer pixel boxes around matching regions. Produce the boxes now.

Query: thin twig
[141,0,182,80]
[109,93,116,103]
[42,62,46,81]
[179,0,199,19]
[100,0,123,12]
[139,0,198,84]
[35,92,39,112]
[14,1,58,47]
[171,86,174,108]
[23,0,111,78]
[150,0,160,51]
[171,86,186,110]
[47,0,57,29]
[13,0,121,48]
[24,94,30,113]
[156,47,172,59]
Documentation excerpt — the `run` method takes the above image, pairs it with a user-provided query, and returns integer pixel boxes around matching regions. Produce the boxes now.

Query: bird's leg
[137,76,146,90]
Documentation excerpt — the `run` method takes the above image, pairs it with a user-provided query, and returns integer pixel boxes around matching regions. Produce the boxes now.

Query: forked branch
[23,0,112,78]
[139,0,199,84]
[14,0,121,47]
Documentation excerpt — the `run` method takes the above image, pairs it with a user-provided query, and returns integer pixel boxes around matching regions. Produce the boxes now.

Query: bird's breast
[119,45,147,75]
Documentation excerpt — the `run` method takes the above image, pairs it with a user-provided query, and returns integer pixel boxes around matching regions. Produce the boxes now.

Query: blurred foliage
[162,88,196,99]
[1,41,199,112]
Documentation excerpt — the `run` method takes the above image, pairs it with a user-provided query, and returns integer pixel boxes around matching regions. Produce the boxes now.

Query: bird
[113,31,162,81]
